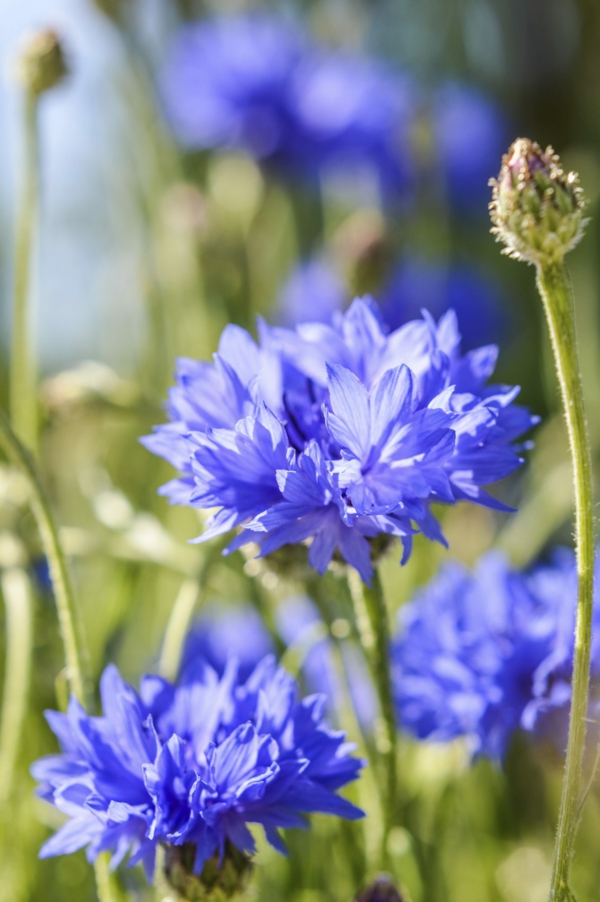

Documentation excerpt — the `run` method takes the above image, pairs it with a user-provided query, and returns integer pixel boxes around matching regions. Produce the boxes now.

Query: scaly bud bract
[14,29,67,96]
[164,843,253,901]
[489,138,587,266]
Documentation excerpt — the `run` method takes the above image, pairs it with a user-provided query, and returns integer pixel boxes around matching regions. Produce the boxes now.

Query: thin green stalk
[0,568,33,805]
[0,406,89,706]
[159,578,200,682]
[348,568,398,868]
[11,90,39,454]
[0,409,118,899]
[536,263,595,902]
[95,852,126,902]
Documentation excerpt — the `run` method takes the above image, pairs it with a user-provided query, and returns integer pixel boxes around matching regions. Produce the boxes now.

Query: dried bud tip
[14,29,67,96]
[489,137,587,267]
[355,875,406,902]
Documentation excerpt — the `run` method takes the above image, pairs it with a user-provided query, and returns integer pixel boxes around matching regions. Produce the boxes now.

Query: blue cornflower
[392,549,600,759]
[287,48,415,196]
[161,14,413,195]
[278,258,345,326]
[143,298,537,584]
[181,603,274,683]
[433,84,510,213]
[379,257,509,350]
[161,14,305,162]
[32,656,363,881]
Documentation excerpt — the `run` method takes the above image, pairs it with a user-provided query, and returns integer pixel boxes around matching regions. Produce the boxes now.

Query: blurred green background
[1,1,600,901]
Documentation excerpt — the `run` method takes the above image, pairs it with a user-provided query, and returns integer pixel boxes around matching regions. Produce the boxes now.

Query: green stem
[0,406,89,706]
[0,568,33,805]
[94,851,130,902]
[11,90,39,454]
[159,578,200,682]
[536,263,595,902]
[348,568,398,868]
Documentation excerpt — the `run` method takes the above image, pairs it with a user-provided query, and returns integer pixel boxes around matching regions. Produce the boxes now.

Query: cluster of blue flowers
[32,655,363,876]
[142,298,536,584]
[392,548,600,759]
[161,13,507,209]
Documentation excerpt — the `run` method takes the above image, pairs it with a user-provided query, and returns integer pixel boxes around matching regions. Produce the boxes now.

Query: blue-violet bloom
[392,549,600,759]
[32,656,364,876]
[142,298,537,584]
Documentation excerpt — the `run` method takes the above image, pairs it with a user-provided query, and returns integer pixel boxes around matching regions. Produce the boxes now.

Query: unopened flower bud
[164,843,252,901]
[489,138,587,266]
[355,875,405,902]
[14,29,68,96]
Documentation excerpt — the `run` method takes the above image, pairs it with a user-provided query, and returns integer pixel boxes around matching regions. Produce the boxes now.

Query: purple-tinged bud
[164,843,252,901]
[14,29,67,96]
[355,875,406,902]
[489,138,587,267]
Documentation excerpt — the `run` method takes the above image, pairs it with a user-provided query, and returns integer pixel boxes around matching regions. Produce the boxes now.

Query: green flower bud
[164,843,253,901]
[355,875,406,902]
[14,29,68,96]
[489,138,587,267]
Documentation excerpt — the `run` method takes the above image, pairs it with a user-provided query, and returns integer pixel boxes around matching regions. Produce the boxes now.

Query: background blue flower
[392,549,600,760]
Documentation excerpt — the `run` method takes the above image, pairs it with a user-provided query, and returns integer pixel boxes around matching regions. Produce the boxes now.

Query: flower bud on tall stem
[491,138,593,902]
[10,29,67,455]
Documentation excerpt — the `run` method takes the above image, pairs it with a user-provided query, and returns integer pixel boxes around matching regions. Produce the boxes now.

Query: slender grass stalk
[11,89,39,454]
[348,568,398,868]
[0,405,89,706]
[159,578,200,681]
[536,264,595,902]
[0,568,33,806]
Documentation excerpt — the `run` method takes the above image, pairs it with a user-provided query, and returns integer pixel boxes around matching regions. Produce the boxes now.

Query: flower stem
[0,568,33,805]
[348,568,398,868]
[536,262,595,902]
[11,90,39,454]
[0,405,89,706]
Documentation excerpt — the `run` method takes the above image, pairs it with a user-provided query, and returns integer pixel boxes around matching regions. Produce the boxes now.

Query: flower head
[379,257,508,350]
[161,15,304,162]
[181,604,274,683]
[433,84,509,214]
[278,259,345,326]
[32,656,364,889]
[392,549,600,760]
[143,298,537,583]
[489,138,587,266]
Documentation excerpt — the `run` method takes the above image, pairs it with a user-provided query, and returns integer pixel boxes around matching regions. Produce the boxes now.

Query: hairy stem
[537,263,595,902]
[11,90,39,454]
[0,406,89,706]
[348,568,398,867]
